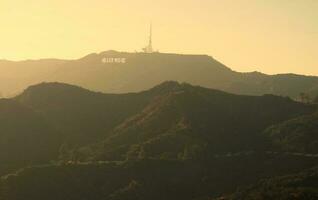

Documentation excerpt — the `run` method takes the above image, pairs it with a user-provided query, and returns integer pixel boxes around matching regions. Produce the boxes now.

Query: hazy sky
[0,0,317,75]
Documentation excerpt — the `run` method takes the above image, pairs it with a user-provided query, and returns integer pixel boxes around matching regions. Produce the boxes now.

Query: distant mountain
[1,51,318,98]
[0,59,67,97]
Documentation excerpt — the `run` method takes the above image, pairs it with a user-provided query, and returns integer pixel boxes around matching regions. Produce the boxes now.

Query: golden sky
[0,0,317,75]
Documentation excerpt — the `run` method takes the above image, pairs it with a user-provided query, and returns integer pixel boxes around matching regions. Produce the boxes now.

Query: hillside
[263,112,318,154]
[219,167,318,200]
[10,81,315,162]
[15,82,156,146]
[0,99,61,175]
[0,81,311,168]
[87,82,314,161]
[1,51,318,98]
[1,155,318,200]
[0,81,317,199]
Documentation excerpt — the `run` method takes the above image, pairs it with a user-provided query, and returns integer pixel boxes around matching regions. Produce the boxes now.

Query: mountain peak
[16,82,96,106]
[145,81,201,96]
[151,81,182,90]
[21,82,87,94]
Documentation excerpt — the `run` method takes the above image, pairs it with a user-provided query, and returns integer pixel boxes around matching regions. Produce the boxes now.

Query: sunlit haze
[0,0,317,75]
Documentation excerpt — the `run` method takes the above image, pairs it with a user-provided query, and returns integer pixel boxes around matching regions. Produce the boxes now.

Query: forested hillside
[220,167,318,200]
[0,81,317,199]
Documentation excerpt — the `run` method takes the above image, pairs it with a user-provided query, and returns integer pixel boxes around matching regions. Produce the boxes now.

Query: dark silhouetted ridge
[0,81,317,200]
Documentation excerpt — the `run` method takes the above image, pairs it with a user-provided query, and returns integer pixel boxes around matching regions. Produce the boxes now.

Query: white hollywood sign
[102,57,126,64]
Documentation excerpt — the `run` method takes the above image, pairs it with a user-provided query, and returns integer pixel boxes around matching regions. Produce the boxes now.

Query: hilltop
[1,51,318,98]
[0,81,317,199]
[0,81,314,173]
[88,81,314,161]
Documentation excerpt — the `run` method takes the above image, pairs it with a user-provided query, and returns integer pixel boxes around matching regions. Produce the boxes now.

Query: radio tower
[143,23,154,53]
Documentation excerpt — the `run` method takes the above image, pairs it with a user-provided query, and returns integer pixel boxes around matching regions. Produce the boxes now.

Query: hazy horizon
[1,0,317,75]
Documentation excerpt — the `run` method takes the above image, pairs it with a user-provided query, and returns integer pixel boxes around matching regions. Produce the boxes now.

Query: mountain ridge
[1,51,318,98]
[0,81,318,199]
[8,81,315,162]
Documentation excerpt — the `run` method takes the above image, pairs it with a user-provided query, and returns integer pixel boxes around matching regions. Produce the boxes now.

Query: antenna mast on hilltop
[143,23,155,53]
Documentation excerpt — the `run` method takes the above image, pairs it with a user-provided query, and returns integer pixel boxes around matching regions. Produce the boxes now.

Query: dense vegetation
[88,82,314,161]
[1,155,318,200]
[220,167,318,200]
[15,82,155,146]
[0,81,318,199]
[0,99,61,175]
[264,112,318,154]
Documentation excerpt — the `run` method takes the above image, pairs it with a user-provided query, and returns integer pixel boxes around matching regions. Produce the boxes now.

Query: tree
[314,95,318,104]
[299,92,311,104]
[58,143,71,163]
[138,146,147,160]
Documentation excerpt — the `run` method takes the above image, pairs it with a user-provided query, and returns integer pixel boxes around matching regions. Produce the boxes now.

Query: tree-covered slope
[0,99,61,175]
[1,155,318,200]
[89,82,314,161]
[263,112,318,154]
[1,81,315,165]
[0,82,317,199]
[15,82,155,146]
[0,81,313,168]
[219,167,318,200]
